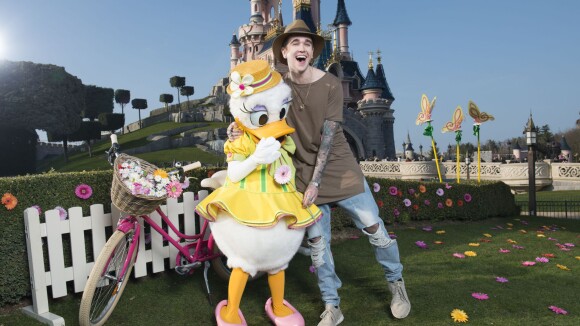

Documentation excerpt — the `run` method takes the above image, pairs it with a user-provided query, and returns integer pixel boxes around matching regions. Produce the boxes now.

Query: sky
[1,0,579,152]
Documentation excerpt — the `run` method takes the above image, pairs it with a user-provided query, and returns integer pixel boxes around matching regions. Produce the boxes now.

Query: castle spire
[374,48,395,101]
[332,0,352,60]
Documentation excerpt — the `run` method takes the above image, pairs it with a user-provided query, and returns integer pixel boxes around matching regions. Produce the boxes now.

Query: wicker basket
[111,154,167,215]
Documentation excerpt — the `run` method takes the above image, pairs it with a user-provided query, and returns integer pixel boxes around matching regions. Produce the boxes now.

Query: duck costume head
[196,60,321,326]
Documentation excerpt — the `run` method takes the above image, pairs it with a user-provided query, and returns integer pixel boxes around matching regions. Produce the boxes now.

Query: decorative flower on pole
[468,101,495,183]
[416,94,442,182]
[442,106,464,183]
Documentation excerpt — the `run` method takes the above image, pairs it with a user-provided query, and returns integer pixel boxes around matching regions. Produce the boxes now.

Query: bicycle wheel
[79,229,138,326]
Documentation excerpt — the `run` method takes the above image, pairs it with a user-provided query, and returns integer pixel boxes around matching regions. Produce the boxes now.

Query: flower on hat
[229,71,255,98]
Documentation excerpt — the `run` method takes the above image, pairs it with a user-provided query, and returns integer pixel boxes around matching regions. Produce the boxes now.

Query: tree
[114,89,130,134]
[98,113,125,134]
[170,76,186,122]
[69,120,102,157]
[181,86,195,121]
[83,85,114,120]
[0,127,38,177]
[0,61,85,169]
[159,93,174,110]
[131,99,148,129]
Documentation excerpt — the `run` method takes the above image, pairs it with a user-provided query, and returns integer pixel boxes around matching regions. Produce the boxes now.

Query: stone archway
[342,124,364,160]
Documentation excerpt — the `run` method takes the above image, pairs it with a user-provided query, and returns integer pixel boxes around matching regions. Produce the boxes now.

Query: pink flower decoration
[181,178,190,189]
[54,206,68,221]
[453,253,466,259]
[166,180,183,198]
[75,184,93,200]
[31,205,42,215]
[464,193,472,203]
[424,199,430,206]
[403,199,412,207]
[393,208,400,217]
[445,182,452,189]
[436,188,444,196]
[499,248,511,253]
[437,202,444,209]
[535,257,549,263]
[495,276,509,283]
[471,292,489,300]
[274,165,292,184]
[389,186,398,196]
[522,261,536,266]
[389,233,398,239]
[563,243,575,248]
[309,265,316,273]
[548,305,568,315]
[408,188,415,195]
[373,183,380,192]
[422,226,433,232]
[512,245,525,250]
[415,241,428,249]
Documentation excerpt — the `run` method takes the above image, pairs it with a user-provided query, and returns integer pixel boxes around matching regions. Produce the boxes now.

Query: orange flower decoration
[445,198,453,207]
[419,185,426,193]
[457,199,464,207]
[2,193,18,210]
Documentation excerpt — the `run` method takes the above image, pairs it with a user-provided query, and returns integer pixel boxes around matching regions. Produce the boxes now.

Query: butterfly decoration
[441,106,464,133]
[468,101,495,124]
[416,94,436,125]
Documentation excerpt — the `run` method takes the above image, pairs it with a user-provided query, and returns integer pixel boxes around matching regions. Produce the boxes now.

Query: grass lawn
[1,216,578,325]
[515,190,580,202]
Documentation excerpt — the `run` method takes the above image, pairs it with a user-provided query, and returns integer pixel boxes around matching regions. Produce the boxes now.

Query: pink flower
[274,165,292,184]
[445,182,452,189]
[424,199,430,206]
[471,292,489,300]
[373,183,381,192]
[495,276,509,283]
[54,206,68,221]
[436,188,444,196]
[464,193,472,203]
[499,248,511,253]
[181,178,190,189]
[166,181,183,198]
[132,182,143,195]
[415,241,428,249]
[563,243,575,248]
[453,253,465,259]
[393,208,400,217]
[522,261,536,266]
[437,202,444,209]
[548,305,568,315]
[31,205,42,215]
[422,226,433,232]
[309,265,316,273]
[535,257,549,263]
[512,245,525,250]
[408,188,415,195]
[389,186,398,196]
[75,184,93,200]
[389,233,398,239]
[403,199,412,207]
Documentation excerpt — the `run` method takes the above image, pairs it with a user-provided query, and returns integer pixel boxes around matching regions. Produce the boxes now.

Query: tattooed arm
[302,119,339,208]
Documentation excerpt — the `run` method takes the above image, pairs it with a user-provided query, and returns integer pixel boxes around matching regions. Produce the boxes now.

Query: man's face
[281,35,314,73]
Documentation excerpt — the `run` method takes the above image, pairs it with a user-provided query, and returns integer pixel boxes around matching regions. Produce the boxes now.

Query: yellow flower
[436,230,446,235]
[575,256,580,260]
[537,234,546,238]
[507,223,513,227]
[464,251,477,257]
[451,309,469,323]
[483,233,492,238]
[153,169,169,179]
[468,243,480,247]
[557,264,571,271]
[507,239,517,244]
[434,241,444,245]
[519,230,527,234]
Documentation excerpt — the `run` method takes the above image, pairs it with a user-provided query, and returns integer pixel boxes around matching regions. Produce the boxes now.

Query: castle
[211,0,397,160]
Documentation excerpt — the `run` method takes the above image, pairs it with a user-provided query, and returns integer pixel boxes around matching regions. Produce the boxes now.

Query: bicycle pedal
[175,261,202,275]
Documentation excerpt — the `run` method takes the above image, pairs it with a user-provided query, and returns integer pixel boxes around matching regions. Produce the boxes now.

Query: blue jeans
[306,180,403,306]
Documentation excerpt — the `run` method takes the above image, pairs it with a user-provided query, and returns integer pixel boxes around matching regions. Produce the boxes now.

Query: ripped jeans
[306,180,403,306]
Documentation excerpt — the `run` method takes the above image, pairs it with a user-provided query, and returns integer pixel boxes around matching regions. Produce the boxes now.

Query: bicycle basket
[111,154,167,215]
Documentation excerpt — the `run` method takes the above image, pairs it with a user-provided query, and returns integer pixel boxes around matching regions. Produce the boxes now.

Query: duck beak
[235,118,295,141]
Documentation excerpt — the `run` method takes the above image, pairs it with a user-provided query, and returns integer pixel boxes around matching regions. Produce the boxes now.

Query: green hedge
[0,168,212,307]
[0,171,516,307]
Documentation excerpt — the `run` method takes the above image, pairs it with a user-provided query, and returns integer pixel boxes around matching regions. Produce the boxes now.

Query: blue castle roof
[333,0,352,26]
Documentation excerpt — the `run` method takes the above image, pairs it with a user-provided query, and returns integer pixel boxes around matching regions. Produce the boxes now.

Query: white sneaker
[317,304,344,326]
[388,279,411,319]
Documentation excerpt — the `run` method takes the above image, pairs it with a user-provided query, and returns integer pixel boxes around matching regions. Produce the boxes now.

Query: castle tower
[404,132,415,160]
[229,34,241,71]
[375,50,395,102]
[293,0,317,32]
[332,0,352,61]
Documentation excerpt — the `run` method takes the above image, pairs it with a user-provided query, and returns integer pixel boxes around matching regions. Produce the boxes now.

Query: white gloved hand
[249,137,281,164]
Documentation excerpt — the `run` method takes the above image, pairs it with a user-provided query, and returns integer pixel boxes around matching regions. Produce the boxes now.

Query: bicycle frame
[114,206,220,279]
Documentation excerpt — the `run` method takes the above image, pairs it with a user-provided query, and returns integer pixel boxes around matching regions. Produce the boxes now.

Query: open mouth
[296,55,307,63]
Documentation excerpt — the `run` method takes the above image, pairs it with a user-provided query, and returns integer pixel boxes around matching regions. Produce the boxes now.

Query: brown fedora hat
[272,19,325,65]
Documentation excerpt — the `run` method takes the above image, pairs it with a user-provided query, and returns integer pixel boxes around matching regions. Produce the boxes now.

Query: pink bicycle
[78,135,236,326]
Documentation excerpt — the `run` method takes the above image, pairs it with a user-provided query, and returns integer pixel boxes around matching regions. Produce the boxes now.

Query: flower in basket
[166,181,183,198]
[1,193,18,210]
[118,159,182,198]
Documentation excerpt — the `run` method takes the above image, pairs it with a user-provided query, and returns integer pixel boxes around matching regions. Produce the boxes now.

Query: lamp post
[447,144,452,161]
[465,151,470,181]
[402,142,406,160]
[419,144,423,161]
[524,114,538,217]
[507,140,512,161]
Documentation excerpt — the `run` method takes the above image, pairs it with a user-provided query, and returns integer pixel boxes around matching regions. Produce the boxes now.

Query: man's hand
[227,122,243,142]
[302,182,319,208]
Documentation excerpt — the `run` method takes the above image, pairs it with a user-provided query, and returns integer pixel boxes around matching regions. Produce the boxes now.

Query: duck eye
[279,108,286,120]
[250,111,269,127]
[279,100,290,119]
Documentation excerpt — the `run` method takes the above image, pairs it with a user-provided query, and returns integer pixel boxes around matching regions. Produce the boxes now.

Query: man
[229,19,410,326]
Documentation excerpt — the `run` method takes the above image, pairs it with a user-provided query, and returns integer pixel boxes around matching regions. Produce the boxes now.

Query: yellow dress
[196,132,321,229]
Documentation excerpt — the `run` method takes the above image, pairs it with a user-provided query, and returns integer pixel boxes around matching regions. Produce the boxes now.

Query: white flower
[229,71,254,98]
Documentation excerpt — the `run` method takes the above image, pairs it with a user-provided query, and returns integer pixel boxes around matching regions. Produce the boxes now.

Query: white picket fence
[22,190,208,325]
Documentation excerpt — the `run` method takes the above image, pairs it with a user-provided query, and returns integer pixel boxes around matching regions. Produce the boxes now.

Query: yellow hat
[227,60,282,98]
[272,19,325,66]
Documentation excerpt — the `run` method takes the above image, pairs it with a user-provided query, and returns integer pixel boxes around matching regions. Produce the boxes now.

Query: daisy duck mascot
[196,60,321,326]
